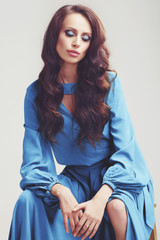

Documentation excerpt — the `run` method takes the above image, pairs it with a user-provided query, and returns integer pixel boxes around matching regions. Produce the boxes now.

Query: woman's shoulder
[108,71,117,81]
[107,71,120,90]
[105,71,122,105]
[26,80,40,100]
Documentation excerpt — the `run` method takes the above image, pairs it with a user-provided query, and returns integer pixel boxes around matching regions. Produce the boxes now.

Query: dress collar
[61,82,78,94]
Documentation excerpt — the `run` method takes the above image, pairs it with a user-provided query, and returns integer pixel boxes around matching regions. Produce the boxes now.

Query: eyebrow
[64,27,92,36]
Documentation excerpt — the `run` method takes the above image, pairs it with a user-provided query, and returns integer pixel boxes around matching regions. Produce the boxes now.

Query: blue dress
[9,72,155,240]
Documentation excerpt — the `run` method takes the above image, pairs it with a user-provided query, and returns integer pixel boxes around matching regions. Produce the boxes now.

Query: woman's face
[56,13,92,65]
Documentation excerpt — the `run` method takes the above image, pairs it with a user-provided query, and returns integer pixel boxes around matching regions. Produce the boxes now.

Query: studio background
[0,0,159,239]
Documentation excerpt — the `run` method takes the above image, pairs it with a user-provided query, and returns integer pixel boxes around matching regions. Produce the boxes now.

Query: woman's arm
[20,81,62,206]
[102,73,151,193]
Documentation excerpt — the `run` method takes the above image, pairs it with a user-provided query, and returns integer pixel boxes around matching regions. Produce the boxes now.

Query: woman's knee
[107,199,127,239]
[107,198,127,220]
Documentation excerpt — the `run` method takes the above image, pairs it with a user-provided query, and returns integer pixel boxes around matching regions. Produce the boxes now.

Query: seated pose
[9,4,155,240]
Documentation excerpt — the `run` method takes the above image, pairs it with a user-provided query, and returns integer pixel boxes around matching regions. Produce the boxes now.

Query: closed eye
[65,30,75,37]
[64,29,92,42]
[81,35,91,42]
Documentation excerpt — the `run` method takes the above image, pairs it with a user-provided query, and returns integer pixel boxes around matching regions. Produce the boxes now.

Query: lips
[67,50,80,57]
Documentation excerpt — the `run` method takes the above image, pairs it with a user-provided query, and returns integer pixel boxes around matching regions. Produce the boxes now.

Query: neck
[58,62,78,83]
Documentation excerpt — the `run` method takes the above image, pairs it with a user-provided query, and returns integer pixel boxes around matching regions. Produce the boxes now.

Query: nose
[72,36,80,48]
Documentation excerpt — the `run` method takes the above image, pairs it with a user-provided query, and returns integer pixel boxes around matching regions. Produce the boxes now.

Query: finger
[63,215,69,234]
[78,210,83,219]
[72,215,87,237]
[69,215,75,233]
[73,209,83,228]
[77,220,91,237]
[81,221,95,240]
[73,202,86,212]
[73,213,79,227]
[88,222,100,239]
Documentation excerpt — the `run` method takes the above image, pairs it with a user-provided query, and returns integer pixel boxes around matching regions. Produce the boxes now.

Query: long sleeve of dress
[102,73,151,194]
[20,83,61,206]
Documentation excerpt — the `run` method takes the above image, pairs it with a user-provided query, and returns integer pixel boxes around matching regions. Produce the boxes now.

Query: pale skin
[51,13,127,240]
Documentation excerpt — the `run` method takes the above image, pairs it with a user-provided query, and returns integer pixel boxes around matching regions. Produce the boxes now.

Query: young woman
[9,4,155,240]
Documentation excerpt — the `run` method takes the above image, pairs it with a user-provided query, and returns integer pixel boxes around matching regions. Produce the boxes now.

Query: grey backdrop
[0,0,159,239]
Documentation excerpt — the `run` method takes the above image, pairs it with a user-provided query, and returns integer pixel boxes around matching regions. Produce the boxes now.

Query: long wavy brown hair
[35,4,116,149]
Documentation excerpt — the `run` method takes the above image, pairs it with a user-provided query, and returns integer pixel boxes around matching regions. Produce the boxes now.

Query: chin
[64,58,81,64]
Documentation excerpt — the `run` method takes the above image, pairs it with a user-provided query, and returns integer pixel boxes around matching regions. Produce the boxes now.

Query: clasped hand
[72,199,106,239]
[57,186,106,239]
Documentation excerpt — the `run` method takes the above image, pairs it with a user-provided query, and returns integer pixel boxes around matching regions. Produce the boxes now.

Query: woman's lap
[9,164,155,240]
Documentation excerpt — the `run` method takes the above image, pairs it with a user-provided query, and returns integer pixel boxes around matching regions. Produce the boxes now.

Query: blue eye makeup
[65,30,75,37]
[81,35,91,42]
[64,29,92,42]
